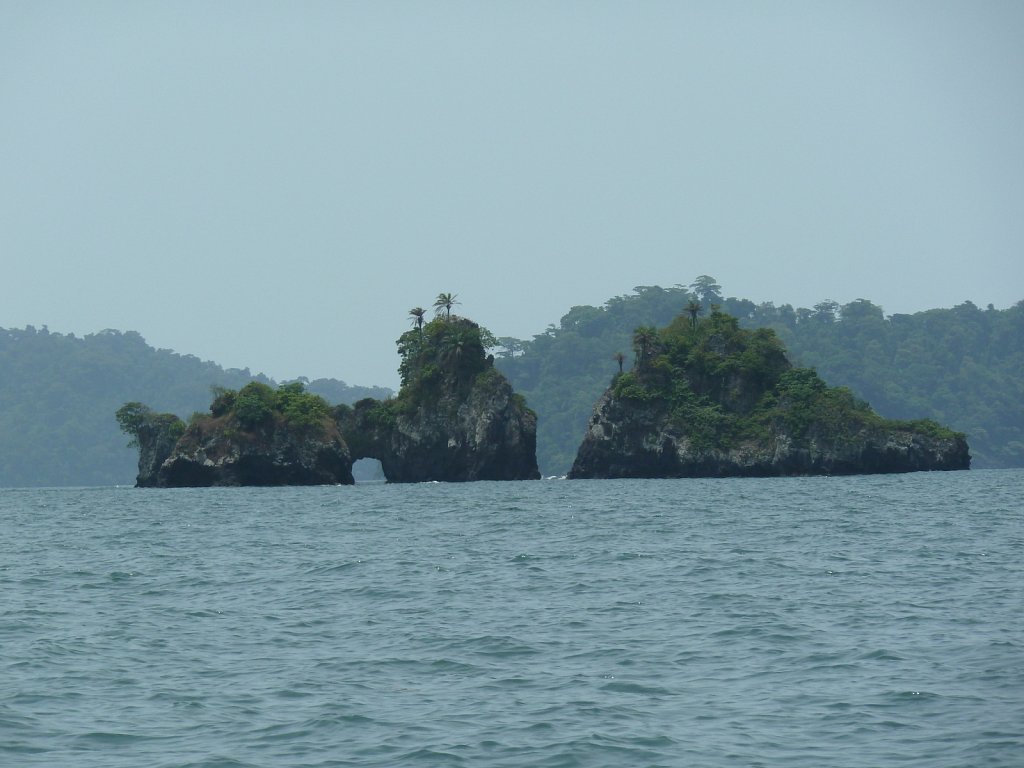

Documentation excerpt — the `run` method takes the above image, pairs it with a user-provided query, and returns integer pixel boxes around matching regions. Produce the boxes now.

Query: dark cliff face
[569,389,970,478]
[133,416,353,487]
[333,316,540,483]
[569,312,970,479]
[128,382,355,487]
[342,367,540,483]
[155,418,354,487]
[133,416,185,488]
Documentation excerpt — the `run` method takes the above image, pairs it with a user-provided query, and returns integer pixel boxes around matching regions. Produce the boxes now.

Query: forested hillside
[495,279,1023,475]
[0,326,390,487]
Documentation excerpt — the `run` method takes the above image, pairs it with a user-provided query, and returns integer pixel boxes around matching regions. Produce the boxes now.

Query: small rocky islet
[117,303,968,486]
[117,313,539,486]
[569,309,969,478]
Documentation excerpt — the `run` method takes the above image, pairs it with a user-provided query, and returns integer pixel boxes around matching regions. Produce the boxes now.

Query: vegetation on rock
[397,316,498,397]
[569,308,968,478]
[617,310,960,451]
[118,381,349,487]
[198,381,333,435]
[336,306,539,483]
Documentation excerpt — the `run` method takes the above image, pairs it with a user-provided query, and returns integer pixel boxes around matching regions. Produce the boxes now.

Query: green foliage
[365,400,398,429]
[762,369,869,439]
[754,298,1023,466]
[774,367,827,402]
[473,365,503,391]
[597,306,945,454]
[161,413,188,443]
[671,399,732,452]
[115,401,185,447]
[212,380,333,434]
[409,306,427,331]
[276,384,330,430]
[397,316,495,395]
[625,310,792,422]
[612,372,658,401]
[233,382,276,429]
[209,386,237,417]
[115,401,153,445]
[884,418,963,441]
[433,292,460,319]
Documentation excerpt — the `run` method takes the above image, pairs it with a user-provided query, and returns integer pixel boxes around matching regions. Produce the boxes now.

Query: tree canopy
[396,316,498,395]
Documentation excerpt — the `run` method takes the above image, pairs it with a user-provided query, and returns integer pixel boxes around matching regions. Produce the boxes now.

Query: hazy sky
[3,1,1022,389]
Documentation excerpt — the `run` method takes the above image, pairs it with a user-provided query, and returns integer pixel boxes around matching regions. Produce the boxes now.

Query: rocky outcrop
[152,418,353,487]
[121,314,540,486]
[569,389,970,478]
[133,414,186,488]
[568,310,969,479]
[341,368,540,483]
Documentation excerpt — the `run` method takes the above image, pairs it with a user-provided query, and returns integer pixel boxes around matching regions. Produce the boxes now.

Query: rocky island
[337,314,540,482]
[117,305,540,486]
[569,309,969,478]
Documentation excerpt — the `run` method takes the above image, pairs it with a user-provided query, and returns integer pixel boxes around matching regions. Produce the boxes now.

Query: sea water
[2,471,1021,767]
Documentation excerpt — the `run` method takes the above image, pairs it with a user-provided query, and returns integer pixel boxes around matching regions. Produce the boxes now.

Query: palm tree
[409,307,427,333]
[439,325,477,386]
[433,292,459,319]
[632,326,659,372]
[441,331,468,367]
[685,299,703,329]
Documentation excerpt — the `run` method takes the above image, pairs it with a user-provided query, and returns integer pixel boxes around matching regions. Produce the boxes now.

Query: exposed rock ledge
[569,388,970,479]
[340,368,539,483]
[152,418,352,487]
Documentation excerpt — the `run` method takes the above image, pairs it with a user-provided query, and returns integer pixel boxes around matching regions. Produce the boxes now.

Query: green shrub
[233,382,276,429]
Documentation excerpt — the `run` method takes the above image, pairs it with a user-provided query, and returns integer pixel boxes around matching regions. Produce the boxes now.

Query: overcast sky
[2,1,1022,389]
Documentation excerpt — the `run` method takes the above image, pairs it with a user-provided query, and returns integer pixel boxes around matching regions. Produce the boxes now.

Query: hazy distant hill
[0,326,391,487]
[495,283,1024,475]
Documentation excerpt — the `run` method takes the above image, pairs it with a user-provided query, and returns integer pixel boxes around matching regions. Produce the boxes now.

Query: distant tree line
[495,278,1023,474]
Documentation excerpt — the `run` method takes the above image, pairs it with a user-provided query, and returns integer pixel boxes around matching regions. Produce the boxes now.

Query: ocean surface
[2,470,1022,767]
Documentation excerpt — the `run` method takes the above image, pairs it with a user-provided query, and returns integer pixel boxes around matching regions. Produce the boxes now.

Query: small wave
[451,634,540,657]
[599,680,675,696]
[72,731,165,745]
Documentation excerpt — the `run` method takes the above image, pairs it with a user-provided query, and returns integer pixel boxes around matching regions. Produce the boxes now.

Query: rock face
[153,419,353,487]
[342,368,540,483]
[569,311,969,479]
[570,389,970,478]
[133,414,186,488]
